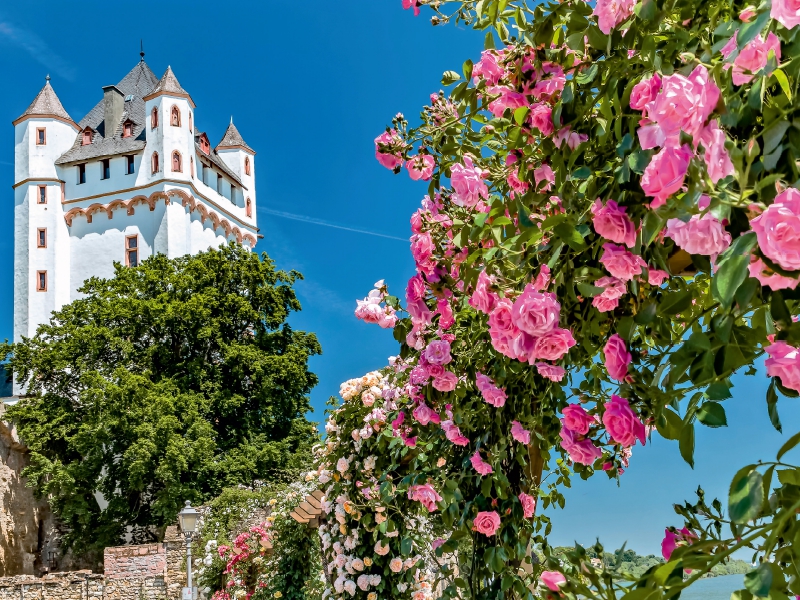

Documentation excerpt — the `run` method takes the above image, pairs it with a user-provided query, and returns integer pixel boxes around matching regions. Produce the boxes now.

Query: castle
[12,58,259,396]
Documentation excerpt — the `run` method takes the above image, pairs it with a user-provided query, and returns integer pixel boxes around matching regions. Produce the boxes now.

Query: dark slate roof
[0,365,12,398]
[216,119,255,154]
[143,66,195,106]
[15,77,76,125]
[55,61,157,165]
[195,134,246,189]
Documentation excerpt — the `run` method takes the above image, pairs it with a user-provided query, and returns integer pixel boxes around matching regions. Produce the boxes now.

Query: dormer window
[171,106,181,127]
[152,152,159,174]
[189,112,193,133]
[151,107,158,128]
[82,129,92,146]
[172,151,182,172]
[246,198,252,218]
[199,134,210,155]
[245,157,251,176]
[123,121,133,138]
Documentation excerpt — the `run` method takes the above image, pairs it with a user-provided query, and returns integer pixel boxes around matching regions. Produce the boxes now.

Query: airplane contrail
[259,207,408,242]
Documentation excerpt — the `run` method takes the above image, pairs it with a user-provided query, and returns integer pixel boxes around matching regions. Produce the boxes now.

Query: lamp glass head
[178,501,199,533]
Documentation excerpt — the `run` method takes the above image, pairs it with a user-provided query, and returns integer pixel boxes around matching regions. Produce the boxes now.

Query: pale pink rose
[748,257,799,290]
[512,285,561,336]
[533,265,552,291]
[433,371,458,392]
[739,5,757,20]
[402,0,420,15]
[648,269,670,286]
[661,527,697,560]
[507,156,530,197]
[412,402,440,426]
[699,121,734,184]
[407,483,442,512]
[431,538,445,552]
[406,154,435,181]
[591,199,637,247]
[751,188,800,271]
[534,163,555,191]
[600,243,646,281]
[374,541,390,556]
[519,492,536,518]
[530,62,567,99]
[772,0,800,30]
[406,273,427,302]
[641,145,693,208]
[604,333,631,381]
[411,231,437,276]
[562,404,594,435]
[424,340,452,365]
[476,372,507,407]
[472,50,504,85]
[559,421,602,465]
[374,130,404,170]
[536,362,566,381]
[603,395,647,447]
[488,299,520,350]
[487,85,527,118]
[529,103,554,136]
[630,73,662,112]
[553,127,588,150]
[665,212,731,258]
[765,340,800,392]
[437,299,455,330]
[451,155,489,208]
[533,328,576,361]
[470,451,494,476]
[469,270,498,314]
[540,571,567,592]
[472,511,502,536]
[389,557,404,573]
[511,420,531,444]
[442,421,470,446]
[592,0,635,34]
[721,31,781,85]
[592,275,627,313]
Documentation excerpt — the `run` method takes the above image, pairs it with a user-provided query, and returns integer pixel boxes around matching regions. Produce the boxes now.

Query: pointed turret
[216,118,255,154]
[13,76,77,128]
[142,66,195,107]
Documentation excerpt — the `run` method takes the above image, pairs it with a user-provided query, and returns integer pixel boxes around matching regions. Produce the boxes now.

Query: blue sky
[0,0,797,557]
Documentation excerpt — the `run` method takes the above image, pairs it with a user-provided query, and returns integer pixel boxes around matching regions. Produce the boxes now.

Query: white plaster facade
[12,63,258,394]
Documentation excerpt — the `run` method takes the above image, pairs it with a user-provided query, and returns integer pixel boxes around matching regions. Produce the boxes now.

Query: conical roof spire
[13,76,77,128]
[216,118,255,154]
[142,65,195,107]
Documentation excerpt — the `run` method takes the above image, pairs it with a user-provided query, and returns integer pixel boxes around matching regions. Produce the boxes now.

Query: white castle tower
[12,59,259,395]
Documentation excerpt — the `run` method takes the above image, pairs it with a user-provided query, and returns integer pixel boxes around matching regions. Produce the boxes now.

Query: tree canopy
[3,243,320,559]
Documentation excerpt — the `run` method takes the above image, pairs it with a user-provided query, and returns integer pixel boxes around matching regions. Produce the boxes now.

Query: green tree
[3,243,321,560]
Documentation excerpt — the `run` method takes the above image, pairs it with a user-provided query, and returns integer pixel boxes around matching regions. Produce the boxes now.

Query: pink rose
[562,404,594,435]
[530,62,566,100]
[407,483,442,512]
[665,213,731,258]
[476,372,507,407]
[412,402,440,426]
[511,420,531,444]
[442,421,470,446]
[751,188,800,271]
[472,511,502,536]
[436,299,455,330]
[402,0,420,16]
[536,362,566,381]
[433,371,458,392]
[648,269,670,286]
[488,86,528,118]
[772,0,800,29]
[699,121,734,184]
[592,0,635,34]
[604,334,631,381]
[661,527,697,560]
[529,103,554,136]
[411,231,437,276]
[424,340,452,365]
[472,50,504,85]
[540,571,566,592]
[533,328,576,361]
[591,199,637,247]
[559,422,602,465]
[740,5,757,20]
[553,127,587,150]
[592,275,627,313]
[450,155,489,208]
[640,145,693,208]
[406,274,426,303]
[374,130,404,170]
[519,492,536,518]
[469,270,498,314]
[470,451,494,476]
[765,340,800,392]
[533,265,552,291]
[406,154,435,181]
[534,163,555,191]
[489,299,519,350]
[630,74,662,112]
[602,395,646,447]
[600,243,647,281]
[749,257,799,291]
[721,32,781,85]
[512,285,561,336]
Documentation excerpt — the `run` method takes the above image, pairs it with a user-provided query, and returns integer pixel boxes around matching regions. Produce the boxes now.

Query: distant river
[681,575,743,600]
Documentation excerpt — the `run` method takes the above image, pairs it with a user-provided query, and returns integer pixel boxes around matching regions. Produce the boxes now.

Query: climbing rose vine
[319,1,800,599]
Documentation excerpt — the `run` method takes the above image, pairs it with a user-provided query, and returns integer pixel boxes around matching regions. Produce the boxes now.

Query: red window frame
[36,270,47,292]
[246,198,252,217]
[151,107,159,128]
[36,128,46,145]
[37,185,47,204]
[125,235,139,267]
[37,228,47,248]
[151,152,159,174]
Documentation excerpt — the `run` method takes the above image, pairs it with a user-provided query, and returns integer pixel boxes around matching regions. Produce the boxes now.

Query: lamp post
[178,501,199,600]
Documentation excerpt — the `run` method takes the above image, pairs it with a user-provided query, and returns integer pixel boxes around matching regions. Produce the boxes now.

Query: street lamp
[178,501,200,600]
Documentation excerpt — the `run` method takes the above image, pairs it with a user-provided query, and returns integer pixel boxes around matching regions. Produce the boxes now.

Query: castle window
[36,128,46,145]
[245,157,251,176]
[82,130,92,145]
[151,107,159,128]
[126,155,135,175]
[60,182,65,202]
[101,158,110,180]
[201,163,207,185]
[37,185,47,204]
[190,157,194,179]
[126,235,139,267]
[78,164,86,184]
[171,106,181,127]
[217,174,222,195]
[199,134,210,155]
[36,271,47,292]
[37,228,47,248]
[189,112,192,133]
[151,152,159,174]
[172,151,182,172]
[230,185,236,203]
[246,198,252,218]
[123,121,133,138]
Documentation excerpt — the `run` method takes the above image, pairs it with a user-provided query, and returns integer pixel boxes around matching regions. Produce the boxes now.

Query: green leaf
[577,282,605,297]
[575,63,599,85]
[744,563,772,597]
[764,122,790,155]
[634,301,657,324]
[659,290,693,315]
[628,150,651,174]
[777,430,800,461]
[513,106,530,126]
[554,223,587,251]
[442,71,461,85]
[729,466,763,524]
[484,31,496,49]
[773,69,792,101]
[767,380,782,433]
[634,0,657,20]
[697,402,727,428]
[738,10,771,50]
[771,291,792,328]
[462,59,474,82]
[777,468,800,486]
[657,409,683,441]
[621,589,657,600]
[712,255,750,309]
[400,537,413,556]
[679,422,695,467]
[572,166,592,179]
